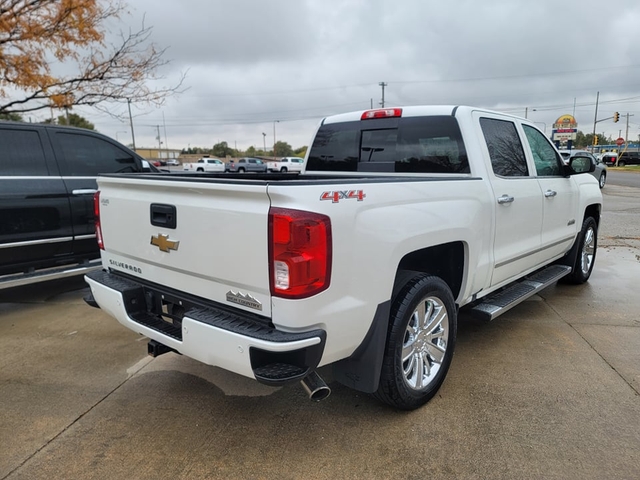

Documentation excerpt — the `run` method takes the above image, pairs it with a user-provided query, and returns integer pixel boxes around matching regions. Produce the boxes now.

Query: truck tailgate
[97,176,272,316]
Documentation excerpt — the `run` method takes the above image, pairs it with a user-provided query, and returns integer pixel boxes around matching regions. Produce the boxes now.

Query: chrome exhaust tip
[300,371,331,401]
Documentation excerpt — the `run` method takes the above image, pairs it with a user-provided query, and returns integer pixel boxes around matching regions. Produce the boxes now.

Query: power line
[184,63,640,99]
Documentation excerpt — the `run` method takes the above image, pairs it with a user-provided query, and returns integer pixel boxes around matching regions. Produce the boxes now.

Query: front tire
[618,160,626,167]
[375,275,457,410]
[564,217,597,284]
[599,172,606,188]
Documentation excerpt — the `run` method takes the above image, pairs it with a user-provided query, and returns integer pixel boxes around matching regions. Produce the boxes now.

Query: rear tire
[564,216,597,284]
[238,168,245,173]
[375,275,457,410]
[618,160,626,167]
[280,167,288,172]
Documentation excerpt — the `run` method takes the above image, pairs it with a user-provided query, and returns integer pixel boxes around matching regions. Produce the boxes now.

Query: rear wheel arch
[331,242,466,395]
[392,242,466,303]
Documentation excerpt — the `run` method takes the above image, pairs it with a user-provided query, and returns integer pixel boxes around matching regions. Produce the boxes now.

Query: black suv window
[306,116,469,173]
[0,128,49,176]
[55,132,137,176]
[480,118,529,177]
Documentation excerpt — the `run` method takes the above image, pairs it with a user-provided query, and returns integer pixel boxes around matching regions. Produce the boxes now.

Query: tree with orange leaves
[0,0,183,115]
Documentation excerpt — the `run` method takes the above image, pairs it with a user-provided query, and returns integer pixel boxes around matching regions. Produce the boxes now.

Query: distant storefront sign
[552,114,577,143]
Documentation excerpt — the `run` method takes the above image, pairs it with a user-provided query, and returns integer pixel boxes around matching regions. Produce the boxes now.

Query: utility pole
[162,111,169,151]
[127,99,136,151]
[625,113,634,144]
[273,120,279,159]
[156,125,162,150]
[591,91,599,147]
[379,82,387,108]
[525,107,528,119]
[262,133,266,155]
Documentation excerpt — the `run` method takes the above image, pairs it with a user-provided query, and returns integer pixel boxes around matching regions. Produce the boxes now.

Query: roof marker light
[361,108,403,120]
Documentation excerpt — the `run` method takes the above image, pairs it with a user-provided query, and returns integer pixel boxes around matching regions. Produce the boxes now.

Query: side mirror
[569,156,596,174]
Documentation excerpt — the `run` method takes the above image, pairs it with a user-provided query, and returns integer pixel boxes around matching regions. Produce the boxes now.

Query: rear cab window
[306,115,469,174]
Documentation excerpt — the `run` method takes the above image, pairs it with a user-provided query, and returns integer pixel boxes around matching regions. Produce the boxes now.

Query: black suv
[0,121,149,287]
[616,151,640,167]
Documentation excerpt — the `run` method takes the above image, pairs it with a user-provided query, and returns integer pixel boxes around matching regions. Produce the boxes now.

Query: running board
[470,265,571,321]
[0,259,102,290]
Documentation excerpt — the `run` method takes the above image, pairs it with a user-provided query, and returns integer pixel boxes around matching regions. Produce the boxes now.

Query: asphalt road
[607,168,640,188]
[1,181,639,480]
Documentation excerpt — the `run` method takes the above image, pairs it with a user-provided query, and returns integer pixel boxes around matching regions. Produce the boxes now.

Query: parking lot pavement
[1,188,639,479]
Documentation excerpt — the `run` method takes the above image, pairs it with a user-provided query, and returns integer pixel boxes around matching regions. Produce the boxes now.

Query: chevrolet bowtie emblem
[150,233,180,253]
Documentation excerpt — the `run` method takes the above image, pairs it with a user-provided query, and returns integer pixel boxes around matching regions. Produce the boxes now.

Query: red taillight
[94,191,104,250]
[361,108,402,120]
[268,207,332,299]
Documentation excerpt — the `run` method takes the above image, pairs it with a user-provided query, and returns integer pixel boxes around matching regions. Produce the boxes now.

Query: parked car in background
[166,159,180,166]
[182,158,225,173]
[559,149,606,188]
[616,151,640,166]
[228,157,267,173]
[267,157,305,172]
[598,152,618,166]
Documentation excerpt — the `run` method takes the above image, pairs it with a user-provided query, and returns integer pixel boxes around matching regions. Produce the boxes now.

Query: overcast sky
[64,0,640,151]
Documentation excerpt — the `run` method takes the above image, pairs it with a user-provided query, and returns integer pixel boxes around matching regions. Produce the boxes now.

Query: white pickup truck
[182,157,225,172]
[267,156,305,173]
[85,106,602,410]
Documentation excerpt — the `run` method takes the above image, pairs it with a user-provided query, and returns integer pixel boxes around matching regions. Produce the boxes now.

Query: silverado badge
[150,233,180,253]
[226,291,263,311]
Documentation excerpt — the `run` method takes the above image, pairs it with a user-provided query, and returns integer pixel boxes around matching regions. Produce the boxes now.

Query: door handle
[544,190,557,198]
[497,194,514,204]
[72,189,98,195]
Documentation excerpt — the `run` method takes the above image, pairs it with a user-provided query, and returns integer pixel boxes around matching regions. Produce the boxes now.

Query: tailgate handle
[150,204,177,229]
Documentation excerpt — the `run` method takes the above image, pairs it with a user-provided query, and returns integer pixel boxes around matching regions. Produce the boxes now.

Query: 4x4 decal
[320,190,366,203]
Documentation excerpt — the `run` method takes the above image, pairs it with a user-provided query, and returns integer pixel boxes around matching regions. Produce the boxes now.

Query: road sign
[616,137,625,146]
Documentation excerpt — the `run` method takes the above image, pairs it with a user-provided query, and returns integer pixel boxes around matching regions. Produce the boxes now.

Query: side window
[480,118,529,177]
[522,125,562,176]
[55,133,137,176]
[0,128,49,176]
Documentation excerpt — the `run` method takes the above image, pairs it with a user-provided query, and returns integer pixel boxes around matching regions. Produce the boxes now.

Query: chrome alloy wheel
[402,296,449,390]
[581,226,596,276]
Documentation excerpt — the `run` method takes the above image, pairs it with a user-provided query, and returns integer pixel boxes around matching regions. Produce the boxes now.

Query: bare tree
[0,0,184,115]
